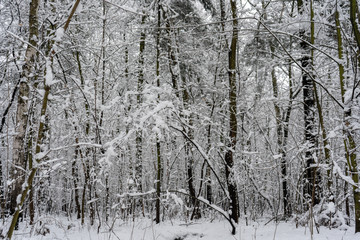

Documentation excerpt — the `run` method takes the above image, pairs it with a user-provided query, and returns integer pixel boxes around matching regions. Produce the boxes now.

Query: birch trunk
[7,1,81,238]
[9,0,39,231]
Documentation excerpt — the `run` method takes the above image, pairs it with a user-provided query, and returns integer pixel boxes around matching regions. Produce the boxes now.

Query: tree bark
[340,1,360,231]
[9,0,39,231]
[183,78,200,220]
[297,0,320,208]
[310,1,331,195]
[73,132,81,219]
[350,0,360,61]
[7,1,81,238]
[136,14,146,193]
[225,0,240,224]
[155,1,161,224]
[270,42,290,217]
[27,127,34,225]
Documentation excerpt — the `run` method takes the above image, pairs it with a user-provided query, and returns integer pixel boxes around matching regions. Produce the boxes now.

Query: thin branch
[170,125,230,200]
[0,79,20,133]
[6,31,45,57]
[257,18,344,109]
[63,0,81,31]
[104,0,147,16]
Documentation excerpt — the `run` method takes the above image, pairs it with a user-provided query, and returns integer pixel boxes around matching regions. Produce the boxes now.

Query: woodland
[0,0,360,239]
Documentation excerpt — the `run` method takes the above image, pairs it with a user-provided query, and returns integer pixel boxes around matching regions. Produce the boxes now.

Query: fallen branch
[167,189,236,235]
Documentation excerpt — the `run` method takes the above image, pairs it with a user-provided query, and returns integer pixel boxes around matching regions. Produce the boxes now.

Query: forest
[0,0,360,239]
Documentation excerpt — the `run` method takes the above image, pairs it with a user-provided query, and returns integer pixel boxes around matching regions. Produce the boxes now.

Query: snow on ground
[5,217,359,240]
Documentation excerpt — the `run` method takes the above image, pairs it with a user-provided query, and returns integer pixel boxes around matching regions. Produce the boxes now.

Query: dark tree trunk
[73,135,81,219]
[297,0,320,208]
[224,0,240,224]
[349,0,360,233]
[155,1,161,224]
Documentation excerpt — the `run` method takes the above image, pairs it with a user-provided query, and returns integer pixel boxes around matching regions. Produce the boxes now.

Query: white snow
[139,101,173,127]
[45,59,58,86]
[51,162,62,171]
[117,189,156,198]
[6,217,358,240]
[35,151,47,160]
[333,161,357,187]
[327,130,337,138]
[327,202,336,213]
[54,27,64,42]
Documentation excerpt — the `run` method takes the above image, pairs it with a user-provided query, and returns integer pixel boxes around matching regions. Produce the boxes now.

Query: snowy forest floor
[2,216,359,240]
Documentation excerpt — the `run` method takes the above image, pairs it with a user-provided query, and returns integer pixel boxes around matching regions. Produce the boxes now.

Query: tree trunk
[180,66,200,220]
[270,42,290,217]
[282,44,294,216]
[73,133,81,219]
[337,3,360,232]
[9,0,39,231]
[310,0,331,196]
[297,0,320,208]
[7,1,81,238]
[350,0,360,63]
[75,50,88,225]
[205,102,215,204]
[155,2,161,224]
[27,127,34,225]
[136,14,146,193]
[163,8,180,98]
[225,0,239,225]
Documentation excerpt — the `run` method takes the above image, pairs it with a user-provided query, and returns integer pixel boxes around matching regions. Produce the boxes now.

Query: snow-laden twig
[34,142,102,161]
[333,160,358,187]
[6,31,45,57]
[139,101,174,127]
[104,0,147,16]
[117,189,156,198]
